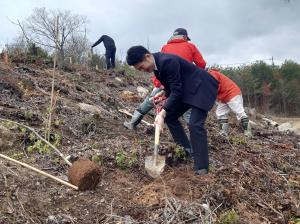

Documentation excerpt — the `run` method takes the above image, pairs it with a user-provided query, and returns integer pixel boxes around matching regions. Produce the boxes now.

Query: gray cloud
[1,0,299,65]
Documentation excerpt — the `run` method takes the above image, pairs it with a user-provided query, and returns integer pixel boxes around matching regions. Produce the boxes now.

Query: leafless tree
[65,32,90,64]
[19,7,87,67]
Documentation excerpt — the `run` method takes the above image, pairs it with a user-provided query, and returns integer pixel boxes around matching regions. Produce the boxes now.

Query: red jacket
[208,69,241,103]
[152,38,206,88]
[151,75,162,88]
[161,39,206,68]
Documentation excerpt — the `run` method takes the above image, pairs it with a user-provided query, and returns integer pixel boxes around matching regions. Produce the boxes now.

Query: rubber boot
[218,119,229,136]
[241,117,252,137]
[123,110,144,130]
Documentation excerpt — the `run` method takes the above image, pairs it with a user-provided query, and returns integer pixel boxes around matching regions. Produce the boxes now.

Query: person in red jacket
[150,27,207,91]
[208,69,251,137]
[161,28,206,68]
[124,28,206,132]
[157,29,251,137]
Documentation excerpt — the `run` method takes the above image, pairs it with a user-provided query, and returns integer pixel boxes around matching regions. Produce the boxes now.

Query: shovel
[145,124,165,178]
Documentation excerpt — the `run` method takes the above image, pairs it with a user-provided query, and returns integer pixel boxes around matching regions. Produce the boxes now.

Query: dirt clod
[68,159,101,190]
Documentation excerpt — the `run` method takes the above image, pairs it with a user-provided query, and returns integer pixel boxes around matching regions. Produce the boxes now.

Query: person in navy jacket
[91,35,116,69]
[126,45,219,175]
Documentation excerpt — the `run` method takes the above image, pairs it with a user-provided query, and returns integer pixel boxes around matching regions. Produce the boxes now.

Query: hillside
[0,60,299,224]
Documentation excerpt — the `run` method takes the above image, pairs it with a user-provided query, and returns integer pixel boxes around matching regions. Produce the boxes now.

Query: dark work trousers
[105,47,116,69]
[165,103,209,170]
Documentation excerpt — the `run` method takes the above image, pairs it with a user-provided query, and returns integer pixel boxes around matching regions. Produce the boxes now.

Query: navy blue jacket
[92,35,116,50]
[153,52,219,112]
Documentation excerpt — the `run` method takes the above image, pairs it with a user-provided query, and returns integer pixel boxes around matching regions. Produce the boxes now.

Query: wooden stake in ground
[4,51,9,64]
[45,16,59,141]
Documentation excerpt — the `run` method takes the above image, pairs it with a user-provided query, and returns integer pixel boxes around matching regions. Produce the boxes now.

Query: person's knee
[189,122,206,132]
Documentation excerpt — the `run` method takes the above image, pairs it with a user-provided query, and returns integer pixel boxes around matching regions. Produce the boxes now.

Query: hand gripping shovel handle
[154,124,160,165]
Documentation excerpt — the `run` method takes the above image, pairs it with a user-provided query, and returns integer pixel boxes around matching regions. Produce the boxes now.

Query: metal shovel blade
[145,154,165,178]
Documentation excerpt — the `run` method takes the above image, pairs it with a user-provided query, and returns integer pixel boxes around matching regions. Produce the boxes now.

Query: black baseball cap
[173,28,191,40]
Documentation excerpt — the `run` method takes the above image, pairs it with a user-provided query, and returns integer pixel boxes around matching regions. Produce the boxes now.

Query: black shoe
[195,169,208,176]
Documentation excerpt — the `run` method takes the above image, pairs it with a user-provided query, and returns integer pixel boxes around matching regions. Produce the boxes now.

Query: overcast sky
[1,0,299,66]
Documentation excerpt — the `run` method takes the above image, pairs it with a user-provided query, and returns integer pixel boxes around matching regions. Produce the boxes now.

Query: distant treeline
[217,60,300,116]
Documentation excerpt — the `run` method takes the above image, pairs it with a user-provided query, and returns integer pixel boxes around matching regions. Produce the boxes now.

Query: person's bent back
[91,35,116,69]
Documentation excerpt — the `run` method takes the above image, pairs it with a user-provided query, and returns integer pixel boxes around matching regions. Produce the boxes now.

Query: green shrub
[218,209,239,224]
[115,151,137,169]
[91,155,102,163]
[11,152,24,160]
[229,136,246,145]
[27,132,61,154]
[174,146,187,160]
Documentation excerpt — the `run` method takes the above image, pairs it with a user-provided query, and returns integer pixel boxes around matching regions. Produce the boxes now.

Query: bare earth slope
[0,61,299,224]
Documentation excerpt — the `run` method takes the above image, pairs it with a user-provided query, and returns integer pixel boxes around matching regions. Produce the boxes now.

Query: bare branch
[15,7,87,66]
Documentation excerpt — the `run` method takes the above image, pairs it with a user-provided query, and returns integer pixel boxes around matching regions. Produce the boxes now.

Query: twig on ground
[2,174,8,187]
[15,187,35,223]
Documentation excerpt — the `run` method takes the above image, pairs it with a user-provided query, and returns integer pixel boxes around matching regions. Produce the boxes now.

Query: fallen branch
[15,187,35,223]
[262,117,278,127]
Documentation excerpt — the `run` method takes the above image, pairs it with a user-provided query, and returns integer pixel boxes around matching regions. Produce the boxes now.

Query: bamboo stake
[46,16,59,141]
[0,153,78,190]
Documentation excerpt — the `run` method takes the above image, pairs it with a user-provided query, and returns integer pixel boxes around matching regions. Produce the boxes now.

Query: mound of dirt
[133,182,170,207]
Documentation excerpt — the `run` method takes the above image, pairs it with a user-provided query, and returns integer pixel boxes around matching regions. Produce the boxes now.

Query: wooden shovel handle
[153,124,161,164]
[0,153,78,190]
[154,124,160,146]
